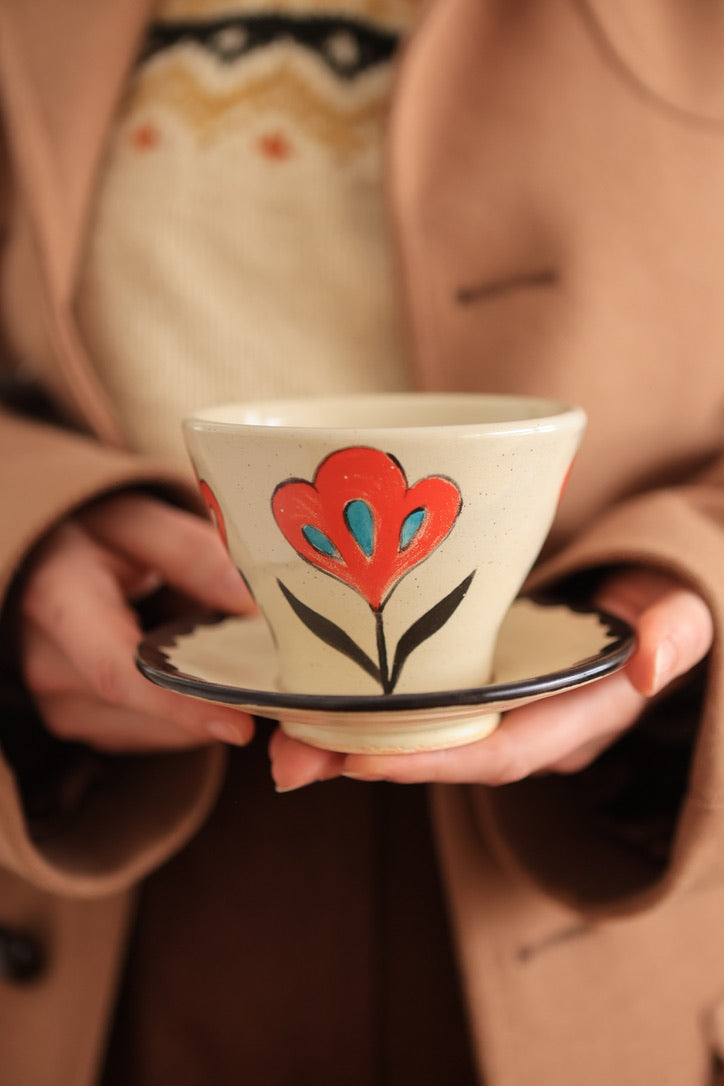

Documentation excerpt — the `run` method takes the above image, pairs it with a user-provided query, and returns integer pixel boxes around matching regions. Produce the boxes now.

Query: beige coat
[2,0,724,1082]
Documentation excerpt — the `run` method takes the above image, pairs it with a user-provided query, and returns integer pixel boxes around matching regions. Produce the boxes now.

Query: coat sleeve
[0,405,225,899]
[472,450,724,917]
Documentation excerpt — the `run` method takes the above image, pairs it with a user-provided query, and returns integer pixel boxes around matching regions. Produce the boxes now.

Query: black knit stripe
[140,14,400,79]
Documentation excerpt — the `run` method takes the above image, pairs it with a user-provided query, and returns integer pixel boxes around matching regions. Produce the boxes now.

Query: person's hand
[18,491,256,752]
[268,567,713,790]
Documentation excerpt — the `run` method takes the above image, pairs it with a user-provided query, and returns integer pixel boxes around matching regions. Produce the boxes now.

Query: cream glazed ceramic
[182,393,586,746]
[137,600,635,754]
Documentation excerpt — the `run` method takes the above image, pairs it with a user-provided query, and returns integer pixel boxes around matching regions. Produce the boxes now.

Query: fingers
[34,693,216,753]
[78,492,253,614]
[268,728,346,791]
[20,522,254,752]
[269,566,715,791]
[22,618,253,748]
[270,669,646,789]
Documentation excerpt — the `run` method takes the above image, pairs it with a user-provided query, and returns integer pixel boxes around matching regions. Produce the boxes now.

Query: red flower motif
[198,478,228,550]
[271,447,462,610]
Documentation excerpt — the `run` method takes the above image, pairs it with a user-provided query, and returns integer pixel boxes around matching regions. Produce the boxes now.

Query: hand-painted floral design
[272,446,474,694]
[272,447,461,608]
[198,478,228,550]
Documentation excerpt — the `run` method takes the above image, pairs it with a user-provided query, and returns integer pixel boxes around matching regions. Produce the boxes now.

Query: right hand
[18,491,256,752]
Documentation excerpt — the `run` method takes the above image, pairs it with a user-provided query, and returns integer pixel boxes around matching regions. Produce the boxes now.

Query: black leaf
[277,580,380,685]
[390,570,475,691]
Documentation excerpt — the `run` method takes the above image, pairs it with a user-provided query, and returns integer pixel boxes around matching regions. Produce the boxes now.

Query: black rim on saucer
[136,601,635,714]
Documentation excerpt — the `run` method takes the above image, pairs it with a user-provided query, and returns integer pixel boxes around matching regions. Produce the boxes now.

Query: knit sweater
[77,0,420,466]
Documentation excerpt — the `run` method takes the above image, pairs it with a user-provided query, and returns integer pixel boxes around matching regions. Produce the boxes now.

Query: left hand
[268,568,713,791]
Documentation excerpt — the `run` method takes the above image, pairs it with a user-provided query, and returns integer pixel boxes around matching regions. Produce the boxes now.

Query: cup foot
[279,709,501,754]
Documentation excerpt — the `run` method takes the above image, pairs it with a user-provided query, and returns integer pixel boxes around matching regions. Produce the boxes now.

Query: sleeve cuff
[472,486,724,916]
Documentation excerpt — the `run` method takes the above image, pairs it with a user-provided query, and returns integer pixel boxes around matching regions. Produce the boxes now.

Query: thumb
[595,567,713,698]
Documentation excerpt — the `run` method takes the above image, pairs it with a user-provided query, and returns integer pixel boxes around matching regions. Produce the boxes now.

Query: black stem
[375,609,392,694]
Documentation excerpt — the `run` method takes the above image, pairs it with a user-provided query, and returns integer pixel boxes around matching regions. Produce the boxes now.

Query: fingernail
[207,720,247,745]
[653,638,678,692]
[274,770,342,793]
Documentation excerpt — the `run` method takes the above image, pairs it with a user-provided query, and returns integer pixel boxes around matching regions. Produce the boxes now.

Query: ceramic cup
[183,393,586,750]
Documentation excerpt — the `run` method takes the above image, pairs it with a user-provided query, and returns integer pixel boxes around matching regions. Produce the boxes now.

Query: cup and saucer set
[136,394,635,754]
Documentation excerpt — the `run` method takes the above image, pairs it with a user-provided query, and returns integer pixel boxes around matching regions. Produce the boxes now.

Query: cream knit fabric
[77,0,420,466]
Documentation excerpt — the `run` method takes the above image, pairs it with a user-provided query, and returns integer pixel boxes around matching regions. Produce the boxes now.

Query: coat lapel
[0,0,155,303]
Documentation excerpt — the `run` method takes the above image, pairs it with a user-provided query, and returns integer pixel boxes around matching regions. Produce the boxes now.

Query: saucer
[136,598,635,754]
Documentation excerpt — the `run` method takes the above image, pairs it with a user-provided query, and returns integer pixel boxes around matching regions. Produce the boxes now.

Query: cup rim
[183,392,586,437]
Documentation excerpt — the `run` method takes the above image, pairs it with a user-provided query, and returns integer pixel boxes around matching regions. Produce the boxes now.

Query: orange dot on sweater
[257,132,292,161]
[130,123,160,151]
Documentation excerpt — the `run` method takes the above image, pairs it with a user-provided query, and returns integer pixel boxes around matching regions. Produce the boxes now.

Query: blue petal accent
[399,507,426,550]
[302,524,340,559]
[344,500,375,557]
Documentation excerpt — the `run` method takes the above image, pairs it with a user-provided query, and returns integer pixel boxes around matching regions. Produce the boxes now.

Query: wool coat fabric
[1,1,724,1083]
